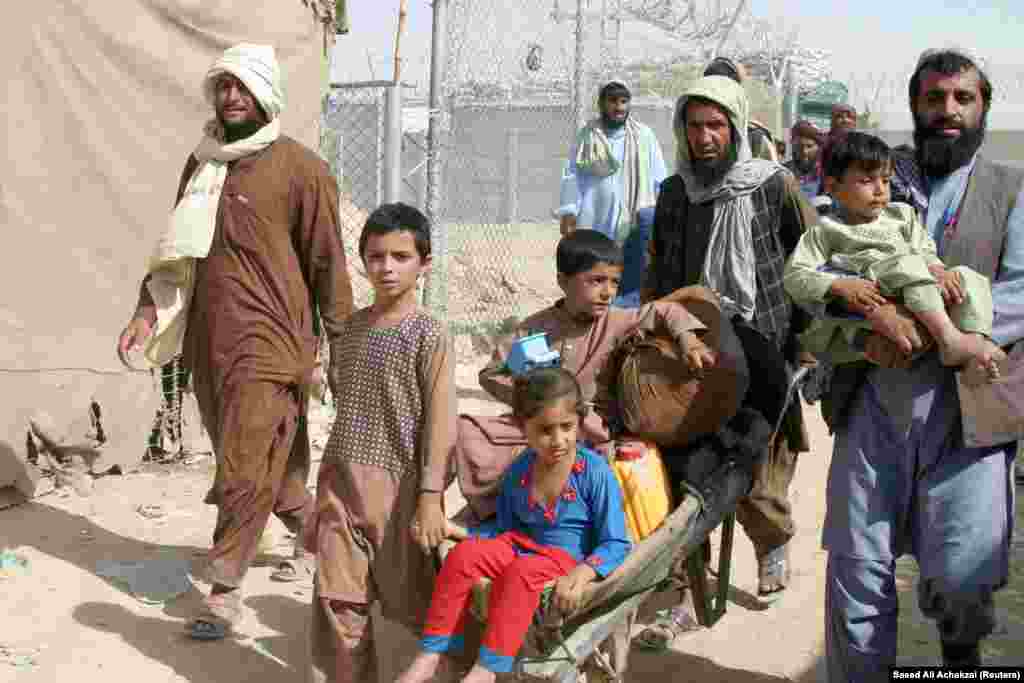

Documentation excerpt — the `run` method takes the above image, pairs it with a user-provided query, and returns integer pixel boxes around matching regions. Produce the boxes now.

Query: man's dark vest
[823,157,1024,432]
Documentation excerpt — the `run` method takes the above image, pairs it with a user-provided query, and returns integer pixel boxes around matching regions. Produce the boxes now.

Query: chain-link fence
[424,0,636,355]
[322,82,394,311]
[321,1,679,360]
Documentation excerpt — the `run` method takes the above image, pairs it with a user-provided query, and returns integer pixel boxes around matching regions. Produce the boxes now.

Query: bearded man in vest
[821,48,1024,677]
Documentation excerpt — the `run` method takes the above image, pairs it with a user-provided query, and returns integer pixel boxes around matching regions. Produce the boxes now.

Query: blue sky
[333,0,1024,129]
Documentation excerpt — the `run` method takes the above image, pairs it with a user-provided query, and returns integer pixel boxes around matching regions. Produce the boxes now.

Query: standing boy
[307,203,455,683]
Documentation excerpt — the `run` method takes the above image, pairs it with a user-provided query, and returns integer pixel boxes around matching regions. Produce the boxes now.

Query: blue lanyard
[926,162,975,254]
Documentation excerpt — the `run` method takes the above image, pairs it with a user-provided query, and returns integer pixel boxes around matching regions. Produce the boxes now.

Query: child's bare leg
[461,663,498,683]
[914,309,1003,376]
[396,651,454,683]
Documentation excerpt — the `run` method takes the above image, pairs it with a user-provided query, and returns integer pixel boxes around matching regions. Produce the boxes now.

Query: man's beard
[218,114,267,142]
[792,157,816,175]
[691,156,731,184]
[600,108,630,130]
[913,111,987,177]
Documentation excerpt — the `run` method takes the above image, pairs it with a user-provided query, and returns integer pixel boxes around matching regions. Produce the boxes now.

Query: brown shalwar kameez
[136,136,353,589]
[481,298,707,423]
[307,308,455,683]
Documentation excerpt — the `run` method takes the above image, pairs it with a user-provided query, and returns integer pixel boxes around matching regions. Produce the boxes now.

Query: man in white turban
[117,43,353,640]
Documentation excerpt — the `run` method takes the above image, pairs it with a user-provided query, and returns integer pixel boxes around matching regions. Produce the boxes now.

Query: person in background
[558,81,667,307]
[703,56,780,162]
[785,119,826,203]
[829,103,858,134]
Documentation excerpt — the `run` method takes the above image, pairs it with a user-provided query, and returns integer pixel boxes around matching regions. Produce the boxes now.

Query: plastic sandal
[269,557,313,583]
[756,543,791,601]
[186,592,242,640]
[634,606,701,651]
[189,618,229,641]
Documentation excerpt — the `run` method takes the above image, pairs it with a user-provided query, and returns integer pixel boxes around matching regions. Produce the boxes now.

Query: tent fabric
[1,2,331,490]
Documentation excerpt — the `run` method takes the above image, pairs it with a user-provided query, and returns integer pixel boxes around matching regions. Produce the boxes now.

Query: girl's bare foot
[396,652,451,683]
[461,663,498,683]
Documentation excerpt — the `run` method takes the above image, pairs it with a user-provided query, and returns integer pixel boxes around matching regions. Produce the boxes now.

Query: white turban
[202,43,285,120]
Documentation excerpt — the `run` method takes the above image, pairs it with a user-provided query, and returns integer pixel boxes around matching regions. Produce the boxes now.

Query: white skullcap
[203,43,285,120]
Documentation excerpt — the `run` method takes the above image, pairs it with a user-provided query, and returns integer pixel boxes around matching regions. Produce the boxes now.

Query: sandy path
[1,360,1021,681]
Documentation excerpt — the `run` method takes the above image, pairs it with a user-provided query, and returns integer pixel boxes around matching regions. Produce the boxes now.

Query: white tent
[1,1,342,503]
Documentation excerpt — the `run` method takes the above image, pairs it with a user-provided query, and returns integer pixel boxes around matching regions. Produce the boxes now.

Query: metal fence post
[504,127,519,224]
[382,85,403,203]
[335,126,345,200]
[573,0,588,131]
[781,61,797,148]
[423,0,448,318]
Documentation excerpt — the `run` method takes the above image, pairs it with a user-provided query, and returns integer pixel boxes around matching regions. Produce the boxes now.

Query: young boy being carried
[784,131,1005,377]
[458,230,713,520]
[306,203,455,683]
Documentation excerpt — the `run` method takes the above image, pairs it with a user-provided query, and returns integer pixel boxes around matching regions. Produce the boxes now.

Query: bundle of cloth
[594,287,750,448]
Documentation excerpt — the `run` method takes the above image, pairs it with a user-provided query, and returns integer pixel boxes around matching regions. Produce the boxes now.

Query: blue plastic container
[506,332,561,376]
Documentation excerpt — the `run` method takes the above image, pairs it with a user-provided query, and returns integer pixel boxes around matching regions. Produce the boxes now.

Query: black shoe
[941,641,981,667]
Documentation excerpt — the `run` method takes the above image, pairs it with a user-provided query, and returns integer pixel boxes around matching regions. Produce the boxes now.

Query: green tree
[858,109,881,130]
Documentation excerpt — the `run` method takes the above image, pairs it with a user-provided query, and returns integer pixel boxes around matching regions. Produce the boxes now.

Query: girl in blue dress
[397,367,632,683]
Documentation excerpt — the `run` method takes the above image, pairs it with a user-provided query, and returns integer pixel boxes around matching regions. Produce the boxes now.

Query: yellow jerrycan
[610,440,674,543]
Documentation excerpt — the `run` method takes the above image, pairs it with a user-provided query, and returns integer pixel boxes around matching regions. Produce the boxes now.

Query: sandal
[186,591,242,640]
[756,543,791,602]
[270,556,313,583]
[269,546,314,583]
[634,606,701,651]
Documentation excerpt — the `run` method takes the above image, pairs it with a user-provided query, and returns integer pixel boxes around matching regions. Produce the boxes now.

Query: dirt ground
[1,357,1022,681]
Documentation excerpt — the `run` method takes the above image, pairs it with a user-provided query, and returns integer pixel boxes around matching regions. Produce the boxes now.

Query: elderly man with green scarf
[637,75,817,648]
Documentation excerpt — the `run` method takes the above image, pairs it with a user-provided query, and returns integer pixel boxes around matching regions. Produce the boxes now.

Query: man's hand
[679,331,716,377]
[863,303,933,365]
[552,563,598,616]
[559,214,577,236]
[797,351,819,368]
[411,491,447,553]
[863,334,914,369]
[929,264,965,306]
[117,315,154,368]
[829,278,888,314]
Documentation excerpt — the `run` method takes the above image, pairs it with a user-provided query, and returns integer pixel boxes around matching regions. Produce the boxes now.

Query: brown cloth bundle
[595,287,750,447]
